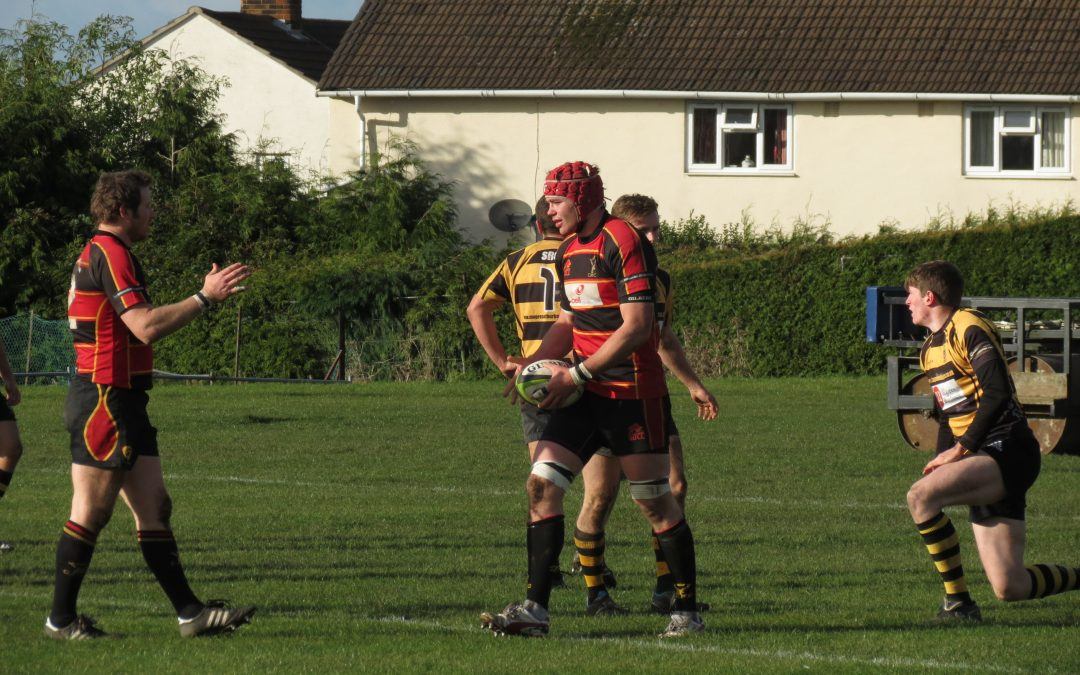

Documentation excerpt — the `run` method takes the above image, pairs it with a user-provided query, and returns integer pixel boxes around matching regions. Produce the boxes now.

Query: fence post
[337,310,346,381]
[234,301,242,379]
[24,310,34,384]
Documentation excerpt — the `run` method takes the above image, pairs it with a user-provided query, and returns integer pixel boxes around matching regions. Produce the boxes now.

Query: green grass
[2,378,1079,673]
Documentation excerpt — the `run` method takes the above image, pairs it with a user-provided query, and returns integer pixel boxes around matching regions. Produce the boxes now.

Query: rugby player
[480,162,702,638]
[467,198,571,588]
[571,194,718,614]
[0,340,24,553]
[904,261,1080,621]
[45,170,255,640]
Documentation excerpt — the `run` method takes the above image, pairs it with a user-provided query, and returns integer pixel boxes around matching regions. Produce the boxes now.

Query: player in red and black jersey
[904,261,1080,622]
[0,340,24,553]
[481,162,703,639]
[46,170,255,641]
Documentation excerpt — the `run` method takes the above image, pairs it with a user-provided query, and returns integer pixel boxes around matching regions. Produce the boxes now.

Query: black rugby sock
[916,512,972,604]
[526,515,564,609]
[0,468,12,499]
[652,533,675,594]
[49,521,97,627]
[574,528,609,604]
[655,519,697,612]
[1025,564,1080,599]
[138,530,203,619]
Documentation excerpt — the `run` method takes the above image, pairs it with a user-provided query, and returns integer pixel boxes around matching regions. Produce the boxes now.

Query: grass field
[1,378,1078,673]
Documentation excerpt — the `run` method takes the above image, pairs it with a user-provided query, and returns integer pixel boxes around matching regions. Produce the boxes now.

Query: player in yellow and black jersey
[0,340,25,554]
[904,260,1080,622]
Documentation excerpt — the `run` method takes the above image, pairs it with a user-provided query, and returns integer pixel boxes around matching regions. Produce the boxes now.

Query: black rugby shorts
[65,378,158,470]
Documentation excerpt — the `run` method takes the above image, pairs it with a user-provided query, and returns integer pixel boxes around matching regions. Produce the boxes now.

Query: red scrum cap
[543,161,604,222]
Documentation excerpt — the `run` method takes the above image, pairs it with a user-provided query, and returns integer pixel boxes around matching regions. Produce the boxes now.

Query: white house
[119,1,361,179]
[316,0,1080,242]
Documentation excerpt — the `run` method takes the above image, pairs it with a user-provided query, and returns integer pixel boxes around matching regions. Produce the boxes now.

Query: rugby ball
[515,359,585,408]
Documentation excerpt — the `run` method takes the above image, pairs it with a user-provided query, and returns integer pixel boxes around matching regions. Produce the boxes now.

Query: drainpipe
[354,94,366,172]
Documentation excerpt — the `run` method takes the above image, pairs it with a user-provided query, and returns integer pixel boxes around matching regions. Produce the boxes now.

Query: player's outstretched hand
[3,380,20,407]
[201,263,252,303]
[691,386,718,421]
[538,364,575,409]
[922,444,967,475]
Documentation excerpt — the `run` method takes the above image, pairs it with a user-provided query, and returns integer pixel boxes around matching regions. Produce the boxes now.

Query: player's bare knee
[669,479,687,505]
[158,493,173,527]
[991,575,1029,602]
[906,482,932,516]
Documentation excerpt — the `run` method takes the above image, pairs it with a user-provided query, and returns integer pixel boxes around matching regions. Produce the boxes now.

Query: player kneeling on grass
[480,162,702,639]
[45,170,255,640]
[572,194,718,615]
[904,260,1080,621]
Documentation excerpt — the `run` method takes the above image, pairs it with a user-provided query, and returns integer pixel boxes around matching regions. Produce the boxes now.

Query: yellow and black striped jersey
[477,237,563,358]
[919,308,1026,448]
[656,268,672,330]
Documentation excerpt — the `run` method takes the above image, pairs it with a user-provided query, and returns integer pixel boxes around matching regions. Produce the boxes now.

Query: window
[687,103,792,173]
[964,105,1070,176]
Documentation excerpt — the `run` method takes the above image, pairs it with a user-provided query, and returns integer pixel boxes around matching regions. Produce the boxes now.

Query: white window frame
[964,104,1071,177]
[686,102,794,174]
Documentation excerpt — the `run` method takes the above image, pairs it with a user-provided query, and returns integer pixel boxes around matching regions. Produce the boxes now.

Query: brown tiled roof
[200,9,352,82]
[319,0,1080,95]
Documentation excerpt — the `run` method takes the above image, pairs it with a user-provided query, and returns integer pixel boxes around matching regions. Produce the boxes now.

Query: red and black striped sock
[138,529,203,619]
[1026,564,1080,599]
[655,519,697,613]
[526,515,564,609]
[49,521,98,627]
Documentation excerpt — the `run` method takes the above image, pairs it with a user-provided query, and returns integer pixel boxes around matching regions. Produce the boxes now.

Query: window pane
[1041,112,1065,168]
[1003,110,1033,129]
[692,108,717,164]
[970,111,994,167]
[763,109,787,165]
[723,131,757,167]
[724,107,754,125]
[1001,135,1034,170]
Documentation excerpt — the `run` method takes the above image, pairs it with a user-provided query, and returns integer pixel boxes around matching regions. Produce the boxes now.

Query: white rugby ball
[515,359,585,408]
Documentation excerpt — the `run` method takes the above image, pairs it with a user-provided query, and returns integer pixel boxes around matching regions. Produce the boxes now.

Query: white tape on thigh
[628,478,671,500]
[531,461,574,491]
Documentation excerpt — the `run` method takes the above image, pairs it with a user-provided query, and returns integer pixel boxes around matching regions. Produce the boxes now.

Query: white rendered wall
[352,97,1079,243]
[147,14,346,180]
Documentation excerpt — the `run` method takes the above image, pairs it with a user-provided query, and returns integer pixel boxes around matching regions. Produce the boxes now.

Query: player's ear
[924,290,937,306]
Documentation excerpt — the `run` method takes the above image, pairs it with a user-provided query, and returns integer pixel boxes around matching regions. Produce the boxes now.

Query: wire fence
[0,313,481,383]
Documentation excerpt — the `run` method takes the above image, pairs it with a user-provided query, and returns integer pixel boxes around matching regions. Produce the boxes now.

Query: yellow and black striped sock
[916,512,971,603]
[1026,564,1080,599]
[574,528,608,604]
[49,521,98,627]
[652,534,675,594]
[0,468,12,500]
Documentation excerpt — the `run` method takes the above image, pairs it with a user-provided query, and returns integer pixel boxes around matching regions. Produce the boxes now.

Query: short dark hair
[611,193,658,222]
[906,260,964,307]
[90,170,152,224]
[535,196,558,234]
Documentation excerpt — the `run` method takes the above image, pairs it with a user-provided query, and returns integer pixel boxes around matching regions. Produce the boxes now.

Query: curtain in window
[1041,112,1065,168]
[765,109,787,165]
[970,111,994,167]
[693,108,717,164]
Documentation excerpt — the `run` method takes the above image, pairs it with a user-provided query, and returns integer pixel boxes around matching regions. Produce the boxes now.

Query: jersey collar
[92,229,132,250]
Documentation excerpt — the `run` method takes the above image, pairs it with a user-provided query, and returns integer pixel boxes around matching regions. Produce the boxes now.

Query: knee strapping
[531,461,576,491]
[629,477,671,500]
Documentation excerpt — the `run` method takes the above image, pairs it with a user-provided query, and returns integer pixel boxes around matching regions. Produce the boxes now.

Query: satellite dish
[488,199,534,232]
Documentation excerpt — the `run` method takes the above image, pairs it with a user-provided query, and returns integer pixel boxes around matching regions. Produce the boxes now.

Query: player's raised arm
[121,263,251,345]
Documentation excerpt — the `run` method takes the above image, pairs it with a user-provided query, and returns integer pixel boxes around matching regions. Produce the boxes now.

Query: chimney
[241,0,302,26]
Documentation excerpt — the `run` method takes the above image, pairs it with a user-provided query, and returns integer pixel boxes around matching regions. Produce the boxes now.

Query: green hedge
[666,214,1080,377]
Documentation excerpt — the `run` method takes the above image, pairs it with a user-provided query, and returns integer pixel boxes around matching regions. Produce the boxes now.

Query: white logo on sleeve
[932,379,967,410]
[567,283,603,308]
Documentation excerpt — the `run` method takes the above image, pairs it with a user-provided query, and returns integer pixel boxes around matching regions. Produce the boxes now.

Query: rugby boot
[0,540,12,553]
[659,611,705,638]
[585,593,629,616]
[480,600,549,637]
[179,600,256,637]
[44,615,108,640]
[650,590,711,615]
[936,597,982,622]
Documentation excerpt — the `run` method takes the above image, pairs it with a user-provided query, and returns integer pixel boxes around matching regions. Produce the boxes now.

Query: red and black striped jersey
[556,214,666,400]
[67,231,153,390]
[476,237,563,358]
